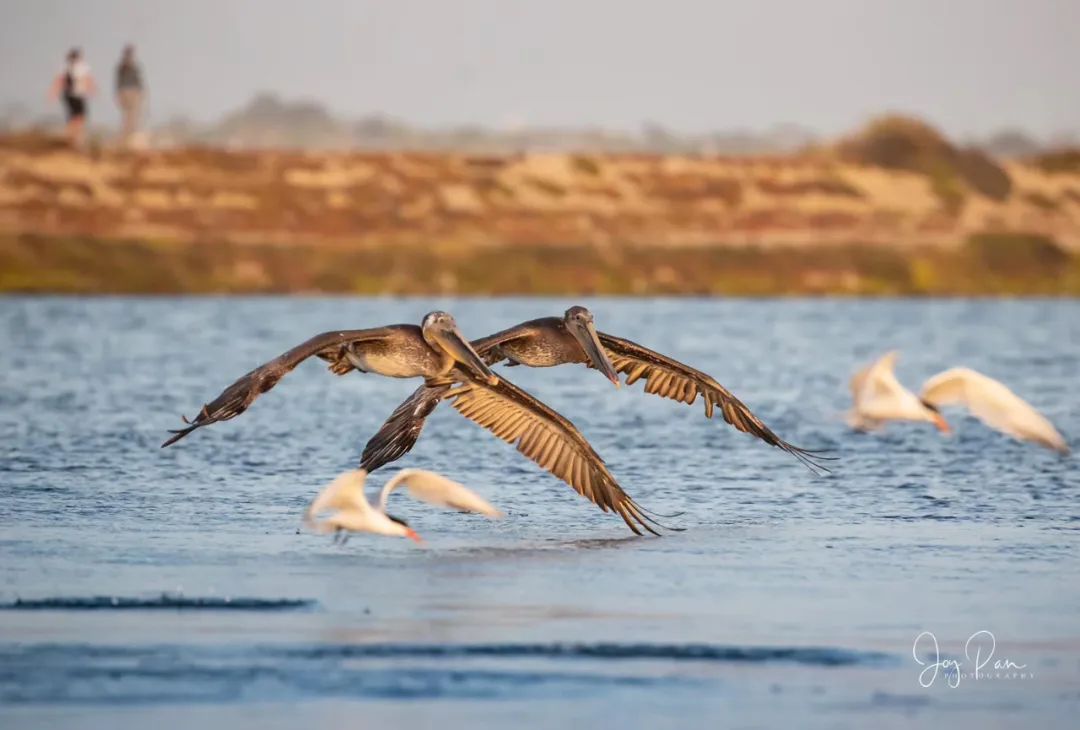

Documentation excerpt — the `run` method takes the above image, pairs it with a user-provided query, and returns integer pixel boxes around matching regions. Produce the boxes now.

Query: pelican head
[563,306,620,387]
[421,311,499,385]
[918,399,951,433]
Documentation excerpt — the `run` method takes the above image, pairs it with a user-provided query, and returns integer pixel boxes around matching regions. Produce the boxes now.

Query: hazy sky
[1,0,1076,138]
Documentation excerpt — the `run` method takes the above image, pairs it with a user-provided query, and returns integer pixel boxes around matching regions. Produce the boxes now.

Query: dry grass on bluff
[1,116,1079,295]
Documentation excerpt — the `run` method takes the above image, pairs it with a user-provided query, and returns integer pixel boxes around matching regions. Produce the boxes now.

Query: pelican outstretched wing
[162,327,398,447]
[360,383,447,473]
[364,373,665,534]
[597,332,830,472]
[445,375,664,535]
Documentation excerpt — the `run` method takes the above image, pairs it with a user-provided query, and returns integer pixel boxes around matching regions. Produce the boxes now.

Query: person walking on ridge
[50,47,96,148]
[115,45,145,147]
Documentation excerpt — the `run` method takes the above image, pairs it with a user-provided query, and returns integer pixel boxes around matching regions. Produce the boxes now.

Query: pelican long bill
[431,322,499,386]
[568,316,620,387]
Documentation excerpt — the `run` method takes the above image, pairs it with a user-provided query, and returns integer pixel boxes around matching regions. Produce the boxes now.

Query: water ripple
[0,640,893,704]
[0,595,318,611]
[256,641,896,666]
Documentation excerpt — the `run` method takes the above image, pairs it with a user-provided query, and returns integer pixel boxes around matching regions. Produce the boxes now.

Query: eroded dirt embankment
[1,135,1079,294]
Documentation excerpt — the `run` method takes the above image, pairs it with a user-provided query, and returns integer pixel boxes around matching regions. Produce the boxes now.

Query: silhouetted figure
[115,44,144,146]
[50,48,96,148]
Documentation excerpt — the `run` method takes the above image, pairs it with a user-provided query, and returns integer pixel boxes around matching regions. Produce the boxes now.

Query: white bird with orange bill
[848,351,1069,454]
[305,468,503,544]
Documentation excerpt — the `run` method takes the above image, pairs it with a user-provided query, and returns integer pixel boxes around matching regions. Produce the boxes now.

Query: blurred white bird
[920,367,1069,454]
[305,468,503,544]
[847,351,951,433]
[848,352,1069,454]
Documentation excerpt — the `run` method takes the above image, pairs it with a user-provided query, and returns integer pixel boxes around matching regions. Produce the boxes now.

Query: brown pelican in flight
[305,468,502,544]
[162,311,666,535]
[360,306,828,475]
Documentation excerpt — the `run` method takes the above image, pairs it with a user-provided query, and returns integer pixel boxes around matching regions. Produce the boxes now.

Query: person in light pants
[115,44,145,147]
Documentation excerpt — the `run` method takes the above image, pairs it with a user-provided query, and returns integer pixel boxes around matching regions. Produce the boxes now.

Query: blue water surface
[1,297,1078,729]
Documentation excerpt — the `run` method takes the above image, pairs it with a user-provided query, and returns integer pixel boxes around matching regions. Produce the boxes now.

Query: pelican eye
[566,306,591,322]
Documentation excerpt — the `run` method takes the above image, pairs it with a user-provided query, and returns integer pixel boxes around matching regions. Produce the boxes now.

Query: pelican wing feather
[446,376,662,535]
[360,384,448,473]
[162,328,396,447]
[597,332,830,472]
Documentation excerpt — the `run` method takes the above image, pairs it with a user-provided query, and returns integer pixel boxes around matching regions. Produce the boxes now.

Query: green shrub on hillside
[838,116,947,171]
[838,115,1012,207]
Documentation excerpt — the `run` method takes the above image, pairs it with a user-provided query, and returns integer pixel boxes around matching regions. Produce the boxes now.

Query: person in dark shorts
[50,48,97,148]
